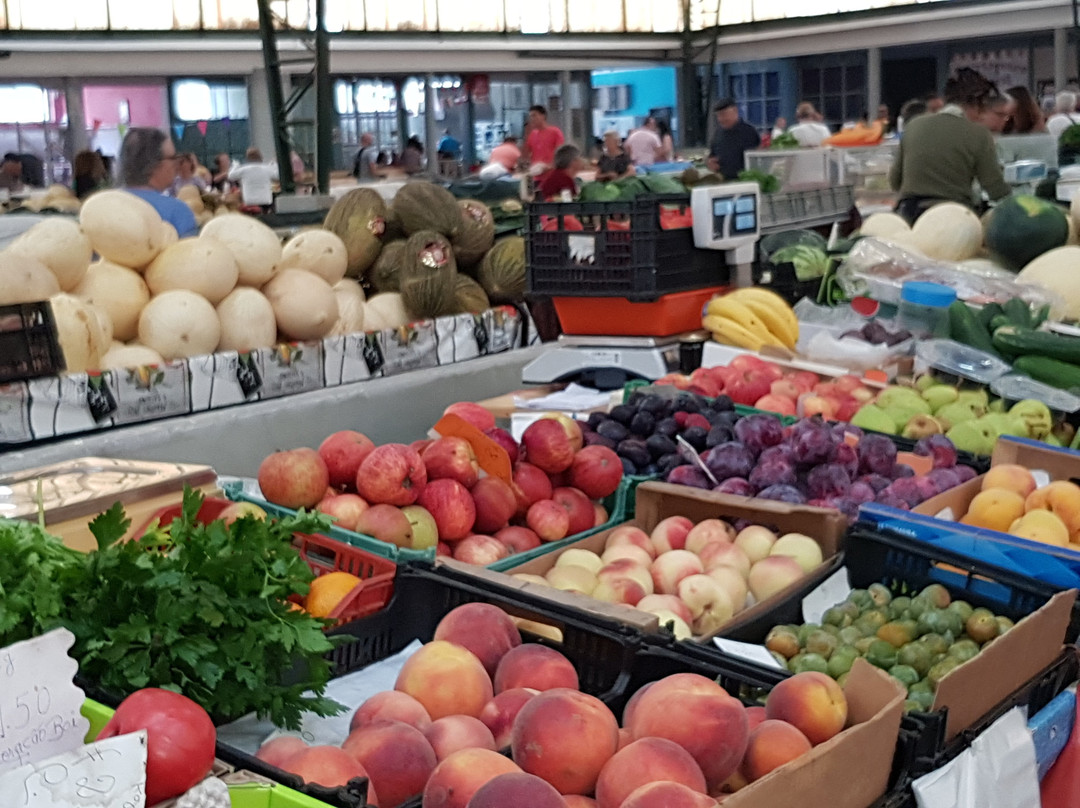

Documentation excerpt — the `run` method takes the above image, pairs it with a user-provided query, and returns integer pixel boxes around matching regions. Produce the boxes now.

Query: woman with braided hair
[889,68,1011,223]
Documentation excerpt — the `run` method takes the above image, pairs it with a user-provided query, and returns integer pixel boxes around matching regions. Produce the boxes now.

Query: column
[63,78,89,160]
[558,70,573,142]
[1055,28,1069,92]
[247,69,277,161]
[464,78,477,168]
[867,47,882,119]
[424,74,438,174]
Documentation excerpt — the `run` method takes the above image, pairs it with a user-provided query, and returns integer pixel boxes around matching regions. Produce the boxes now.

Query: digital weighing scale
[522,182,762,388]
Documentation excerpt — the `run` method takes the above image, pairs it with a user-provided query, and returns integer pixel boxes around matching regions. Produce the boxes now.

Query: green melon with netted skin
[392,182,462,239]
[453,273,491,314]
[399,230,458,320]
[452,199,496,268]
[323,188,387,277]
[476,236,525,303]
[369,240,406,293]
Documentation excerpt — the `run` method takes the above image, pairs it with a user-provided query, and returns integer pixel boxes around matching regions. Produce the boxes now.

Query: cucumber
[949,301,998,356]
[976,302,1004,330]
[1003,297,1033,329]
[1032,303,1051,328]
[1013,355,1080,392]
[989,314,1013,332]
[993,326,1080,364]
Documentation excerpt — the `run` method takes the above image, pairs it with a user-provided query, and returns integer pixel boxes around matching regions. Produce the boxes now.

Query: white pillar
[424,74,438,172]
[63,78,89,159]
[559,70,573,142]
[1055,28,1069,92]
[867,47,882,118]
[247,69,276,159]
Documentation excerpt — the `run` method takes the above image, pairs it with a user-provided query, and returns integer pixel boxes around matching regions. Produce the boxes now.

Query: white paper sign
[0,730,147,808]
[713,637,785,670]
[801,567,852,625]
[0,629,91,773]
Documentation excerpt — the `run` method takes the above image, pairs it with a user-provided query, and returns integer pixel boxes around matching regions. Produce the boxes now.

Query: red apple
[437,541,452,557]
[417,478,477,541]
[569,445,623,499]
[552,487,595,536]
[453,534,510,565]
[422,437,480,488]
[496,526,542,554]
[401,505,440,550]
[788,371,819,392]
[411,438,434,454]
[316,493,370,531]
[544,413,584,451]
[521,419,576,473]
[753,394,796,416]
[484,427,520,464]
[471,476,517,534]
[526,500,570,542]
[799,394,838,419]
[258,448,329,509]
[356,444,427,506]
[834,396,860,422]
[594,503,609,527]
[512,462,554,517]
[317,431,376,491]
[355,504,414,547]
[770,379,802,400]
[443,402,496,432]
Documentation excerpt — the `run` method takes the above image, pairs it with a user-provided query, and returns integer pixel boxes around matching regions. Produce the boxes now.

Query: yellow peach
[963,488,1026,533]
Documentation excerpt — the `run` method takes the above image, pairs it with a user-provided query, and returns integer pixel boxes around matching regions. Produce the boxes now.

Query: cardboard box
[439,481,848,641]
[724,659,905,808]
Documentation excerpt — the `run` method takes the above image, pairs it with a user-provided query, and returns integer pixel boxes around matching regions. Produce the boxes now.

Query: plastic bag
[802,330,906,370]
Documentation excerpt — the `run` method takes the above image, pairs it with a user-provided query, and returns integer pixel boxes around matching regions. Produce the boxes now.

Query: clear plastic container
[897,281,956,338]
[991,374,1080,414]
[914,339,1013,385]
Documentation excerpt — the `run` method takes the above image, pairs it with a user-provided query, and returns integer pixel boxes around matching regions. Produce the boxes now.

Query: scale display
[712,195,758,238]
[691,182,761,253]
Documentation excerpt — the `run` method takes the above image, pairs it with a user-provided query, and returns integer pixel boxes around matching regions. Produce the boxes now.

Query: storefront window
[170,79,250,167]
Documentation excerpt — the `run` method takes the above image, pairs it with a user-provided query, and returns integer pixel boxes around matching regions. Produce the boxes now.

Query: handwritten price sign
[0,629,91,774]
[0,730,147,807]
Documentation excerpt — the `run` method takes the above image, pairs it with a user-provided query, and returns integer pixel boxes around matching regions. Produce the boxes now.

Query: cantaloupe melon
[145,237,240,304]
[80,190,167,269]
[477,236,526,303]
[8,218,93,290]
[215,287,278,352]
[0,253,60,304]
[138,290,222,359]
[262,269,338,340]
[392,182,461,238]
[452,199,496,267]
[49,293,109,373]
[364,293,410,331]
[73,260,151,342]
[860,212,910,239]
[200,214,282,286]
[101,343,166,370]
[1017,246,1080,319]
[279,230,349,285]
[910,203,983,261]
[323,189,386,277]
[329,279,367,336]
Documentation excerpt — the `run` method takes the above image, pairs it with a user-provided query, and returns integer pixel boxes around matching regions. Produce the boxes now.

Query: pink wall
[82,84,167,127]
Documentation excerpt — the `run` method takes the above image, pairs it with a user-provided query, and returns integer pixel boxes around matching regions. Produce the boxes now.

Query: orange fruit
[305,571,362,618]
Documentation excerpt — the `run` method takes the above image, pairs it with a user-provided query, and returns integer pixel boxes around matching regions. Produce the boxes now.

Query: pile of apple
[514,517,825,639]
[257,403,623,563]
[254,602,850,807]
[655,355,876,420]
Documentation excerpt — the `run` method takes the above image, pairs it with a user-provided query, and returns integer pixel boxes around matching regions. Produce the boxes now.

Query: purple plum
[733,414,785,456]
[886,477,923,507]
[758,445,794,466]
[927,468,962,492]
[666,465,712,489]
[832,423,864,441]
[954,465,978,483]
[914,434,959,469]
[790,423,839,467]
[857,433,898,476]
[859,473,893,493]
[749,459,798,491]
[715,477,755,496]
[703,442,755,482]
[913,476,940,501]
[757,484,808,504]
[807,464,853,499]
[828,496,862,521]
[848,481,877,503]
[830,442,859,480]
[891,463,916,479]
[875,490,911,510]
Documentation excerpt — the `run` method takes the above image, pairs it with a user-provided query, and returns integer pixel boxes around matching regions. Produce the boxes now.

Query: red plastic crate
[135,498,396,627]
[553,286,726,337]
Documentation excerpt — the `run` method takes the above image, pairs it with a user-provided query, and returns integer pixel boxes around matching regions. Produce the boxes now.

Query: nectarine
[351,691,432,733]
[494,645,579,693]
[434,603,522,677]
[594,737,707,808]
[395,641,494,720]
[343,720,437,807]
[479,688,539,749]
[424,715,497,761]
[466,772,569,808]
[764,671,847,746]
[422,748,520,808]
[739,719,812,781]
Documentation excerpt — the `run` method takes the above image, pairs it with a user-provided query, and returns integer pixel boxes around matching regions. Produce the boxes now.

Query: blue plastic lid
[900,281,956,308]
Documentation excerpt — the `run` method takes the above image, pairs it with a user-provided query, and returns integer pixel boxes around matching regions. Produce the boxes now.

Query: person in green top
[889,68,1011,223]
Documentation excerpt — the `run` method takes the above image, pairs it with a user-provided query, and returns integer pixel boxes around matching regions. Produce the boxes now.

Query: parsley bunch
[0,488,347,730]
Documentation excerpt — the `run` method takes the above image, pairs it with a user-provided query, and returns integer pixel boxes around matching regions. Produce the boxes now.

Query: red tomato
[99,688,217,805]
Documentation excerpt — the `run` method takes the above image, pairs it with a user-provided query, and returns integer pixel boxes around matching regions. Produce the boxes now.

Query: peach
[734,525,777,564]
[747,556,805,602]
[434,603,522,677]
[424,715,497,760]
[627,674,748,788]
[618,781,717,808]
[592,576,648,606]
[764,671,848,745]
[395,640,494,720]
[982,464,1038,498]
[963,488,1027,532]
[622,681,653,726]
[651,516,694,553]
[478,688,539,749]
[745,706,767,731]
[650,550,705,595]
[343,721,438,807]
[545,565,597,594]
[594,503,609,527]
[422,748,520,808]
[706,566,748,613]
[255,736,308,769]
[617,728,634,750]
[636,594,693,625]
[351,691,432,733]
[511,688,619,795]
[564,798,598,808]
[555,548,605,575]
[769,534,824,573]
[698,542,751,578]
[1025,481,1080,539]
[466,772,569,808]
[601,543,654,567]
[685,519,735,554]
[677,574,735,636]
[1009,509,1070,546]
[604,525,656,558]
[597,558,654,595]
[739,719,812,782]
[594,738,708,808]
[494,645,579,693]
[283,746,375,796]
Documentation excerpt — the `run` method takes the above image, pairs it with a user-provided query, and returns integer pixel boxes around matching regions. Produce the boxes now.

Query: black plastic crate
[0,301,65,383]
[525,193,728,301]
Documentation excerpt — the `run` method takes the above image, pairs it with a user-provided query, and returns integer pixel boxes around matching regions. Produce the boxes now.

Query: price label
[585,350,621,367]
[0,730,147,807]
[0,629,91,774]
[801,567,852,625]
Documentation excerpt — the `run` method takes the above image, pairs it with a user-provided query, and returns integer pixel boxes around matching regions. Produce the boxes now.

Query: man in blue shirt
[437,130,462,160]
[120,128,198,237]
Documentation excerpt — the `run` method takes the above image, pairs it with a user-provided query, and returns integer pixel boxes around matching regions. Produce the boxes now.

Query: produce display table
[1,344,545,476]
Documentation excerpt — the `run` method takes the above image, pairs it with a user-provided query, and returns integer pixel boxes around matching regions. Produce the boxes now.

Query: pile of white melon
[0,190,412,374]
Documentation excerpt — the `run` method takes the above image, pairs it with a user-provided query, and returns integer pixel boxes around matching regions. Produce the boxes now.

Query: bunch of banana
[702,288,799,351]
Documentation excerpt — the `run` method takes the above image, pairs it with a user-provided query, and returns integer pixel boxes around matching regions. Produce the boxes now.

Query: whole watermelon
[452,199,495,268]
[392,182,462,239]
[477,236,525,303]
[984,195,1069,271]
[452,273,491,314]
[323,188,386,277]
[399,230,457,320]
[369,240,406,293]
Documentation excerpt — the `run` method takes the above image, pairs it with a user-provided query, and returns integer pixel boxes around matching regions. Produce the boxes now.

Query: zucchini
[1013,355,1080,392]
[992,326,1080,364]
[976,302,1004,330]
[949,301,998,356]
[1003,297,1033,329]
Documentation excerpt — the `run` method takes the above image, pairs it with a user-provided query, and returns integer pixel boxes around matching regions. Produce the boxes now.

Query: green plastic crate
[221,481,435,564]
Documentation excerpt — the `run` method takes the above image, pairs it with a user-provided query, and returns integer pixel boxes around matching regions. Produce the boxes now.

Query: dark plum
[927,468,962,493]
[831,423,863,441]
[954,465,978,482]
[734,414,785,456]
[646,434,678,459]
[654,417,679,438]
[641,463,659,476]
[790,423,838,467]
[830,442,859,480]
[629,411,656,437]
[715,477,755,496]
[706,426,734,448]
[617,439,652,469]
[667,465,712,489]
[807,464,852,499]
[913,476,939,501]
[757,484,808,504]
[586,411,607,430]
[657,454,684,475]
[875,491,910,510]
[714,410,740,429]
[583,431,617,450]
[891,463,915,479]
[828,497,862,521]
[627,390,646,407]
[758,445,794,465]
[914,434,959,469]
[639,394,668,415]
[858,473,892,493]
[609,404,637,425]
[885,478,923,507]
[703,442,756,482]
[673,394,704,413]
[749,459,797,491]
[681,426,708,451]
[596,420,630,443]
[712,394,735,412]
[620,457,637,475]
[848,481,876,503]
[857,433,898,476]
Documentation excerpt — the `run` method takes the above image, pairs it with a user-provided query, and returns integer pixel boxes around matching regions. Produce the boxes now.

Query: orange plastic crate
[553,286,726,337]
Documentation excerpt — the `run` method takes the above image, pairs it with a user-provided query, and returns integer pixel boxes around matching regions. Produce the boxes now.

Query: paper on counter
[801,567,852,625]
[713,637,785,670]
[513,383,614,412]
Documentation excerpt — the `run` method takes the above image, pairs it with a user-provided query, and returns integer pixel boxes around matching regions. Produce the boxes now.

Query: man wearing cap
[707,98,761,180]
[0,153,24,193]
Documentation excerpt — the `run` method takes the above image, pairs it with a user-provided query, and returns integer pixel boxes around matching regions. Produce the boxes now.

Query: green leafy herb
[771,132,800,150]
[737,169,780,194]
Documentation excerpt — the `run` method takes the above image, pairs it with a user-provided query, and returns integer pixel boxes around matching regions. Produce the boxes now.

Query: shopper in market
[1003,86,1047,134]
[888,68,1011,223]
[72,149,109,199]
[352,132,390,181]
[624,117,664,166]
[536,143,584,199]
[707,98,761,179]
[171,153,208,195]
[401,135,425,175]
[656,119,675,162]
[1046,91,1080,140]
[923,92,945,113]
[783,102,832,146]
[228,147,278,212]
[211,153,232,192]
[523,105,565,173]
[595,130,634,181]
[0,153,24,193]
[118,128,198,237]
[488,135,521,172]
